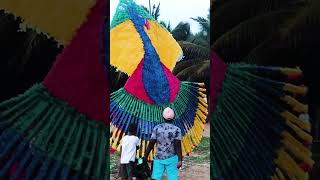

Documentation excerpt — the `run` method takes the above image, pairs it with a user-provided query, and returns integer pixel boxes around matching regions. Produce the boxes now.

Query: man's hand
[177,161,182,169]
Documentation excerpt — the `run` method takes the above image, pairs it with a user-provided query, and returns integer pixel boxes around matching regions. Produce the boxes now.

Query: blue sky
[110,0,210,33]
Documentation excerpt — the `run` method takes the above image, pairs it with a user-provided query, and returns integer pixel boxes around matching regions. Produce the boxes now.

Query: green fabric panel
[110,82,200,122]
[0,83,109,178]
[111,0,155,29]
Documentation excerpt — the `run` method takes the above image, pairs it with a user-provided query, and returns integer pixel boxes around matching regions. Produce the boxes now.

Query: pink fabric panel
[124,60,154,104]
[210,50,227,113]
[124,60,180,105]
[162,63,180,103]
[10,162,23,180]
[43,0,108,123]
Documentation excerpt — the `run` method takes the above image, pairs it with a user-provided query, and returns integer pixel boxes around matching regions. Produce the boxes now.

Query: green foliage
[151,2,160,20]
[190,16,210,47]
[178,41,210,60]
[110,66,129,93]
[160,20,171,31]
[171,22,191,41]
[110,151,120,174]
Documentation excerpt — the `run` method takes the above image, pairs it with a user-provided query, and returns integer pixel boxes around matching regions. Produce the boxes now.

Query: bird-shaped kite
[211,51,314,179]
[110,0,208,160]
[0,0,109,179]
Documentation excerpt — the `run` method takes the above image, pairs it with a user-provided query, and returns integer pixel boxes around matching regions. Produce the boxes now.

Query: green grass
[110,151,120,174]
[184,137,210,164]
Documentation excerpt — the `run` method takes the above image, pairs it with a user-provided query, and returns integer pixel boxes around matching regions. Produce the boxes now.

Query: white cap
[163,107,175,120]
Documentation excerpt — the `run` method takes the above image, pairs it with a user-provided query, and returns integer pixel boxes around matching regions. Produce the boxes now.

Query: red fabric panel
[43,0,108,123]
[124,60,180,105]
[210,50,227,113]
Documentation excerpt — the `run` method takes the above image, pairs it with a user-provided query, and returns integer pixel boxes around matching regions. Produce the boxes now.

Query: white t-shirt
[120,135,140,164]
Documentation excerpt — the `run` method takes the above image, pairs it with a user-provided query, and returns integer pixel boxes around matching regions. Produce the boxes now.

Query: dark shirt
[150,123,182,160]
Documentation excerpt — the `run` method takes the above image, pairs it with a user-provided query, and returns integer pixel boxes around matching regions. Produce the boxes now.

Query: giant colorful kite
[0,0,314,179]
[110,0,208,160]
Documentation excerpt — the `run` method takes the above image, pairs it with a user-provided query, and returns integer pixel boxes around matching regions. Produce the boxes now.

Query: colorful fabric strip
[110,82,207,159]
[0,84,109,179]
[211,61,313,179]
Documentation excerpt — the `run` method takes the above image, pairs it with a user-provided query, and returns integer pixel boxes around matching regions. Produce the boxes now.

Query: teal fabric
[151,155,178,180]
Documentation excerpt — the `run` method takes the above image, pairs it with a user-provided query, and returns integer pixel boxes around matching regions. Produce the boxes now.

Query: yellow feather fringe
[281,111,311,132]
[275,168,286,180]
[280,67,302,76]
[281,95,308,113]
[283,83,308,95]
[281,131,314,166]
[274,149,308,180]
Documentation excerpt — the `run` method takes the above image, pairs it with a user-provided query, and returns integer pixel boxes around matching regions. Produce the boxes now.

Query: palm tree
[141,2,160,21]
[160,20,171,31]
[190,14,210,47]
[171,22,192,41]
[110,66,128,93]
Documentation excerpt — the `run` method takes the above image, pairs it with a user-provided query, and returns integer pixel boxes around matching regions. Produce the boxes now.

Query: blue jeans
[152,155,178,180]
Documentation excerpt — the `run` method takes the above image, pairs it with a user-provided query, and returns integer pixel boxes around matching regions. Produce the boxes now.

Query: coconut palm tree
[189,14,210,47]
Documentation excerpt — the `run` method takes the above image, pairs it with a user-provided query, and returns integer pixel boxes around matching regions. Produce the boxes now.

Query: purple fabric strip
[210,50,228,113]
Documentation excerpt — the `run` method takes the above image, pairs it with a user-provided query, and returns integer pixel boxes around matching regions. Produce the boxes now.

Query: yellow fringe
[285,120,313,144]
[0,0,96,45]
[281,96,308,113]
[274,149,305,180]
[181,107,206,156]
[281,131,314,166]
[281,111,311,132]
[141,139,145,158]
[283,83,307,95]
[280,67,302,76]
[271,175,279,180]
[275,168,286,180]
[199,88,206,92]
[199,92,207,99]
[197,82,205,87]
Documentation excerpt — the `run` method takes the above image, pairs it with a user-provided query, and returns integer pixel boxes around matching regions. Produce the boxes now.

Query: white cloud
[110,0,210,33]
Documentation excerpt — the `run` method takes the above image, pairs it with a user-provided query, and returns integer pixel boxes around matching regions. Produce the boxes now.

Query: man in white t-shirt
[119,123,140,180]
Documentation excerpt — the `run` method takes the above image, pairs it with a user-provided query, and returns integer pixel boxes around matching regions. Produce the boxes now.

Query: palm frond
[213,10,297,62]
[173,58,209,75]
[211,0,305,43]
[178,41,210,60]
[171,22,191,41]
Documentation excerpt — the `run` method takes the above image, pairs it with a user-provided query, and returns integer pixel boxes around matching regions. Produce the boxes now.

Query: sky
[110,0,210,34]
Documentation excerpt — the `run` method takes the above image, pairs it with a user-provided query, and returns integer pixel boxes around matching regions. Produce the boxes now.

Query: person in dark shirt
[144,107,183,180]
